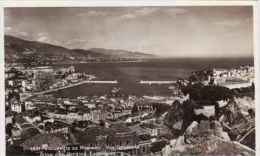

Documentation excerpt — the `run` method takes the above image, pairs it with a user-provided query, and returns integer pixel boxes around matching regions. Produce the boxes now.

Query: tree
[248,109,255,119]
[165,100,183,125]
[6,123,13,137]
[131,104,139,114]
[182,84,233,102]
[44,122,52,132]
[181,100,197,132]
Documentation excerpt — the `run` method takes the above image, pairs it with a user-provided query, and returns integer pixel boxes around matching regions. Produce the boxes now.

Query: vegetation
[182,83,233,101]
[232,84,255,99]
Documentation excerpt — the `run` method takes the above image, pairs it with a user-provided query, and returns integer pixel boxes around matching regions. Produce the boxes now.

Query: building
[10,98,24,113]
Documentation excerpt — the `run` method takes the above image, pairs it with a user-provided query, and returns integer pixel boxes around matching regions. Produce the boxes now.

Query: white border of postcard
[0,1,259,156]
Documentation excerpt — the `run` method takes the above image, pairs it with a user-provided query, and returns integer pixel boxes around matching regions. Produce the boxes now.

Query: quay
[21,80,118,101]
[139,80,177,84]
[40,80,118,94]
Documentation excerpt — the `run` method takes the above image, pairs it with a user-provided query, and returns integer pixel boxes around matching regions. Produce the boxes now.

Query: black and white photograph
[4,6,256,156]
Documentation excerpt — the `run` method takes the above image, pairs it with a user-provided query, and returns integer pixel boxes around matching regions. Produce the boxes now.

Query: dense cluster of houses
[5,65,94,94]
[5,65,255,156]
[189,65,254,89]
[6,90,185,155]
[5,66,96,113]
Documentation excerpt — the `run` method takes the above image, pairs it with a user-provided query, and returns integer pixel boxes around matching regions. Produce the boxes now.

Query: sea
[50,57,254,98]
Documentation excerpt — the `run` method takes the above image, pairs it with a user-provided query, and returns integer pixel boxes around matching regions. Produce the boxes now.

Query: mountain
[86,48,155,59]
[72,48,155,59]
[5,35,156,66]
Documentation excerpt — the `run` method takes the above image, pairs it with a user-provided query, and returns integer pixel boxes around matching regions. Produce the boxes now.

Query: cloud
[77,10,107,17]
[37,32,49,42]
[5,26,29,37]
[65,38,87,48]
[37,32,47,37]
[76,8,159,20]
[119,7,159,20]
[214,20,241,27]
[88,10,107,16]
[5,26,12,32]
[120,13,136,19]
[36,32,60,45]
[135,8,158,16]
[164,8,188,16]
[118,8,186,20]
[37,36,49,42]
[19,31,29,37]
[66,39,86,45]
[5,26,27,36]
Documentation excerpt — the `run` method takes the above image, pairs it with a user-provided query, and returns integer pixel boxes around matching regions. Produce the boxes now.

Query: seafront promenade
[21,80,118,101]
[21,80,180,101]
[140,80,177,84]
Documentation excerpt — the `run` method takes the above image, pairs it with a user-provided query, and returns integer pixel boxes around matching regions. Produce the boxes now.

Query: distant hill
[5,35,156,66]
[72,48,155,59]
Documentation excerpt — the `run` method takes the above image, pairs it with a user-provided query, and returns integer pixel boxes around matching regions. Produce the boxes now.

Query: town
[5,65,255,156]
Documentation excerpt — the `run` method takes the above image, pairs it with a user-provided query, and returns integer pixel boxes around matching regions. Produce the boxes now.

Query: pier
[139,80,177,84]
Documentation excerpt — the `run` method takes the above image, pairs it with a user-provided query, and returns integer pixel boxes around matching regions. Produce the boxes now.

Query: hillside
[5,35,156,66]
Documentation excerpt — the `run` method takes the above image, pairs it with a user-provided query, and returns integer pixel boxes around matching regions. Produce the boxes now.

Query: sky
[4,6,253,58]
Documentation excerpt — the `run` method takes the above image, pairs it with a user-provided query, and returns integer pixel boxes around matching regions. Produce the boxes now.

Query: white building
[11,102,22,113]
